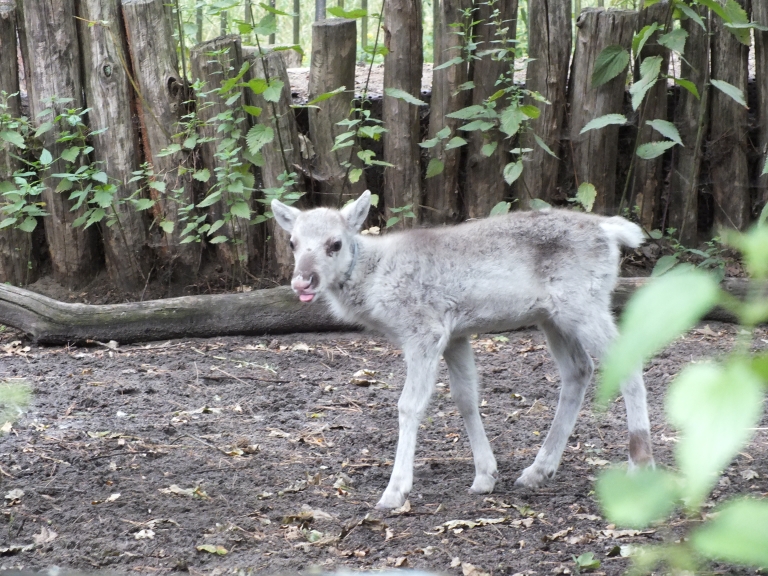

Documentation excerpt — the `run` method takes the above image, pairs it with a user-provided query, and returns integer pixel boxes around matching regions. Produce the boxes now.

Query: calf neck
[272,191,653,510]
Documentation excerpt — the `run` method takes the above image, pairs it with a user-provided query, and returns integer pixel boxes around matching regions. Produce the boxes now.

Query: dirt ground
[1,318,767,576]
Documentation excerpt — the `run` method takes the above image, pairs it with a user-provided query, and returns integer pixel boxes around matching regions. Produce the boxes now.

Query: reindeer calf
[272,191,653,510]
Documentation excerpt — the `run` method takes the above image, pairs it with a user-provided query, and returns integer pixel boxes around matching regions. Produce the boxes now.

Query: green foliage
[0,379,31,429]
[710,78,748,108]
[591,45,630,88]
[579,114,627,135]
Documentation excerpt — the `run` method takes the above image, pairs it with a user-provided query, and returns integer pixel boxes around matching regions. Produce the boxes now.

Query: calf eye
[331,240,342,252]
[289,240,295,251]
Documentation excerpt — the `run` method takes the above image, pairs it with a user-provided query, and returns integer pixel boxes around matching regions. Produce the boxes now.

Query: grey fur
[272,191,653,510]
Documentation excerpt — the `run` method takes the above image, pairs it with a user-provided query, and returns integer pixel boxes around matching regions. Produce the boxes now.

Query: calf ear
[340,190,371,231]
[271,199,301,233]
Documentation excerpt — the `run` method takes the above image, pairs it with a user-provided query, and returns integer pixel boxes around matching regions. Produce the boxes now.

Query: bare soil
[1,320,767,576]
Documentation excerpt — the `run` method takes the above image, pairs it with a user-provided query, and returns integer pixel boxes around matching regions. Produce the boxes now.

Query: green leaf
[573,552,600,572]
[580,114,627,135]
[481,142,498,157]
[519,105,540,119]
[307,86,345,105]
[196,544,228,555]
[597,468,679,529]
[592,45,630,88]
[459,119,495,132]
[252,13,277,36]
[646,119,683,146]
[159,220,174,234]
[327,6,367,18]
[243,105,262,117]
[193,169,211,182]
[385,88,427,106]
[230,201,251,219]
[246,124,274,155]
[722,225,768,280]
[419,137,440,149]
[0,130,26,149]
[444,136,467,151]
[39,149,53,166]
[197,191,222,208]
[436,126,451,140]
[92,171,109,184]
[425,158,444,178]
[433,56,464,71]
[500,106,524,138]
[93,189,113,208]
[673,78,700,100]
[629,56,662,110]
[722,0,751,44]
[636,140,677,160]
[658,28,688,54]
[0,217,16,229]
[263,79,284,103]
[245,78,268,95]
[598,268,721,404]
[632,23,659,57]
[133,198,155,211]
[534,134,558,158]
[489,201,511,217]
[711,78,747,108]
[691,498,768,568]
[696,0,728,20]
[575,182,596,212]
[667,360,764,505]
[348,168,363,183]
[34,121,54,139]
[651,254,678,277]
[676,3,705,31]
[529,198,551,211]
[18,216,37,233]
[447,105,486,120]
[503,161,523,185]
[385,216,400,228]
[149,180,166,193]
[209,235,228,244]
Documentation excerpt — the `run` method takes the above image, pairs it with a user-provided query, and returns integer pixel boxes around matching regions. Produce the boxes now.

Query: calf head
[271,191,371,302]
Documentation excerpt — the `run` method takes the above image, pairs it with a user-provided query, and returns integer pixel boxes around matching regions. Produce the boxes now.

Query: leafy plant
[0,379,31,430]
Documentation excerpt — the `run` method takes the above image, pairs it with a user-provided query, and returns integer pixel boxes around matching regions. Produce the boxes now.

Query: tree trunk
[308,18,367,207]
[464,0,517,220]
[190,35,255,279]
[519,0,571,207]
[668,5,708,245]
[382,0,423,226]
[0,0,38,286]
[754,0,768,212]
[709,0,750,231]
[247,50,306,283]
[567,8,637,215]
[17,0,100,289]
[122,0,200,285]
[422,0,471,225]
[77,0,151,294]
[630,1,671,230]
[0,277,749,345]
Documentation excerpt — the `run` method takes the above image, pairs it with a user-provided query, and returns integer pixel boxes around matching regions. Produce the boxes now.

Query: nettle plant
[596,221,768,572]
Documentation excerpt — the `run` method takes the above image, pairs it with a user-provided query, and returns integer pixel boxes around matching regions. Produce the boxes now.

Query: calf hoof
[514,464,555,489]
[375,489,408,511]
[469,471,498,494]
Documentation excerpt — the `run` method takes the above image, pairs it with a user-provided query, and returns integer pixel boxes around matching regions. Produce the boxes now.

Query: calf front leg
[376,341,443,510]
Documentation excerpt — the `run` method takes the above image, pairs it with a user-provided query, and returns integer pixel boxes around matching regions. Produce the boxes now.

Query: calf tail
[600,216,645,249]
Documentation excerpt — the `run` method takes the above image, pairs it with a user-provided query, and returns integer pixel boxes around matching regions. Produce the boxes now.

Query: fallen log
[0,278,749,345]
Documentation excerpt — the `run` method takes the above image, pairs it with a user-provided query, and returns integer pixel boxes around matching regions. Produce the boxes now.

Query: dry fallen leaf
[159,485,208,499]
[134,529,155,540]
[196,544,227,555]
[392,500,411,514]
[546,527,573,541]
[462,562,490,576]
[4,488,23,504]
[33,527,58,545]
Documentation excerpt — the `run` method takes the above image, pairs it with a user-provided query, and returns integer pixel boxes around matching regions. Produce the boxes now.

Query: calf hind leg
[444,337,498,494]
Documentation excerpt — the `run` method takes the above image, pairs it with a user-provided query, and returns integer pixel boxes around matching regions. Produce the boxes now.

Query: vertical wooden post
[519,0,571,206]
[191,36,255,279]
[754,0,768,212]
[709,0,750,231]
[293,0,301,45]
[0,0,38,286]
[196,6,203,43]
[122,0,201,284]
[630,1,671,230]
[422,0,471,225]
[382,0,423,225]
[668,5,708,245]
[18,0,100,289]
[463,0,517,220]
[308,18,367,206]
[77,0,151,294]
[248,51,306,282]
[567,8,637,215]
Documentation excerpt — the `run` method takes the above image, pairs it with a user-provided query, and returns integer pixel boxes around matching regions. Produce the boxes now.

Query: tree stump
[122,0,200,285]
[755,0,768,213]
[247,50,306,282]
[191,36,256,279]
[668,4,708,245]
[464,0,517,220]
[567,8,637,215]
[77,0,151,293]
[630,1,671,230]
[709,0,750,231]
[308,18,367,207]
[383,0,423,226]
[519,0,571,207]
[422,0,471,225]
[17,0,100,289]
[0,0,38,286]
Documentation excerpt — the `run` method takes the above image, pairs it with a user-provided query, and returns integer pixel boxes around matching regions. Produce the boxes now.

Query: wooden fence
[0,0,767,294]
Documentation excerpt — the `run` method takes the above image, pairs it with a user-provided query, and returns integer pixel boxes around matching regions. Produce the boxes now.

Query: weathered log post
[0,0,38,286]
[630,1,671,230]
[464,0,517,220]
[17,0,100,289]
[567,8,637,215]
[382,0,423,226]
[519,0,571,206]
[709,0,750,231]
[122,0,201,285]
[668,4,708,245]
[191,36,255,279]
[308,18,367,207]
[422,0,471,225]
[247,50,306,282]
[77,0,151,294]
[755,0,768,212]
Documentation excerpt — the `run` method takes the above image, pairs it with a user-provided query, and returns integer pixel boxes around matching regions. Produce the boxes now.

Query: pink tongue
[299,293,315,303]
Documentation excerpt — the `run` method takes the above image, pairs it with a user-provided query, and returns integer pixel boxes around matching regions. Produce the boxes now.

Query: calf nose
[291,274,315,292]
